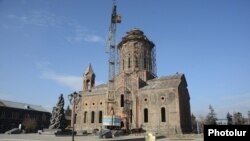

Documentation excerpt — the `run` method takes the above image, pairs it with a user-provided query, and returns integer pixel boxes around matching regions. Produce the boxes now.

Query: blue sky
[0,0,250,119]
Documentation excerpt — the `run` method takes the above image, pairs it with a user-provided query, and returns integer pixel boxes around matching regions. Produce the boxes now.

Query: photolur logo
[204,125,250,141]
[208,129,247,136]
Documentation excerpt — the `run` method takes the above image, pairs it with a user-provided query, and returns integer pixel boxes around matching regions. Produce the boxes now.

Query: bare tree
[233,112,245,125]
[197,115,205,133]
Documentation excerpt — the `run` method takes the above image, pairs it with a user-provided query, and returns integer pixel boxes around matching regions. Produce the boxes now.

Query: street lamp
[68,91,81,141]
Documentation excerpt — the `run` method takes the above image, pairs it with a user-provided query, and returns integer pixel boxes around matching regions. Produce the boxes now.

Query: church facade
[74,29,192,134]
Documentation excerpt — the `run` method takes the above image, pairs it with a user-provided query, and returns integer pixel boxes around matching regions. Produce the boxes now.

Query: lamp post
[197,121,200,134]
[68,91,81,141]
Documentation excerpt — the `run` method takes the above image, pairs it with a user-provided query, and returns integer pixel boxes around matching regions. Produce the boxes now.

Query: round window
[161,96,165,100]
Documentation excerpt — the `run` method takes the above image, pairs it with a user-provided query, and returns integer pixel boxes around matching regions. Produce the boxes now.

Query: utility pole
[68,92,81,141]
[196,121,200,134]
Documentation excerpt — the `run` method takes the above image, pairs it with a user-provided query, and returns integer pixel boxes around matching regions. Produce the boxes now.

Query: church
[73,28,192,134]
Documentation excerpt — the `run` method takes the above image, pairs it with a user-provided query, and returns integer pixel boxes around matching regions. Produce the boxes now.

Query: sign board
[103,115,121,126]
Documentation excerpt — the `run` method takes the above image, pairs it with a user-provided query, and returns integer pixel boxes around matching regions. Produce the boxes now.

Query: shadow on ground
[105,138,145,141]
[104,135,166,141]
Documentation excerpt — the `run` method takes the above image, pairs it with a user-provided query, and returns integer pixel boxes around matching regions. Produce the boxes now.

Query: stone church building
[74,28,192,134]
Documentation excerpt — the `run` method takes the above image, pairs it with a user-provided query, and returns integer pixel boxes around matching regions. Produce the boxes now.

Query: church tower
[83,64,95,92]
[118,28,156,81]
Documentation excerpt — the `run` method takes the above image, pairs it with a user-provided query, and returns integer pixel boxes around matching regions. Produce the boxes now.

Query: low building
[0,99,51,133]
[216,119,228,125]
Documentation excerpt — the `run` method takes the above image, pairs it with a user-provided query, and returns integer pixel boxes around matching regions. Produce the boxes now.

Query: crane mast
[106,0,121,101]
[102,0,121,128]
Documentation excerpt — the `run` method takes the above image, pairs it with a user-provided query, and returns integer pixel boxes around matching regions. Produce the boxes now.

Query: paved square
[0,134,203,141]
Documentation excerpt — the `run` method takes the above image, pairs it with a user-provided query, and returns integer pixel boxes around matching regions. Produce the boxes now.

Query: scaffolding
[151,46,157,76]
[120,30,157,77]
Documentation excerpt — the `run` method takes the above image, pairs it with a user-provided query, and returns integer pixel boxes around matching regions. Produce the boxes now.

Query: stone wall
[75,93,106,132]
[138,87,181,134]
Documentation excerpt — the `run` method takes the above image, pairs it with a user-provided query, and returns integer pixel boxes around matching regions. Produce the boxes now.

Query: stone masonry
[73,28,192,134]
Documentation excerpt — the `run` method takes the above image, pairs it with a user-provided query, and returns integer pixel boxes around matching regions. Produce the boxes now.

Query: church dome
[118,28,154,48]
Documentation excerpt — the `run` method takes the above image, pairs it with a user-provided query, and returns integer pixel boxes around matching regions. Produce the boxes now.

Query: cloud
[84,35,104,43]
[67,33,104,44]
[1,24,10,29]
[41,71,82,91]
[0,91,13,100]
[40,70,104,92]
[66,25,105,44]
[36,60,90,91]
[221,92,250,101]
[35,60,52,70]
[7,10,59,27]
[6,10,104,44]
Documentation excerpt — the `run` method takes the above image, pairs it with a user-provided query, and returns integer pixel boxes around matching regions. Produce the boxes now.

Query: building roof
[0,99,50,113]
[83,74,187,94]
[84,63,94,75]
[140,73,186,90]
[86,83,108,95]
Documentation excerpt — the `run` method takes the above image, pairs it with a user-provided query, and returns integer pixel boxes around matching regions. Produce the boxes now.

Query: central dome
[118,28,154,48]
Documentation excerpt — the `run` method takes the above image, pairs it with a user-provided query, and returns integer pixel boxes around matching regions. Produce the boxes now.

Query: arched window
[130,109,132,123]
[121,121,124,128]
[161,107,166,122]
[144,108,148,123]
[135,57,138,67]
[128,57,131,68]
[84,111,87,123]
[144,58,147,69]
[121,94,124,107]
[99,111,102,123]
[91,111,95,123]
[86,79,91,91]
[122,59,124,70]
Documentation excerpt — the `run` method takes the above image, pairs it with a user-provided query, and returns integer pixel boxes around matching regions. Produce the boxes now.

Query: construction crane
[103,0,121,128]
[106,0,121,101]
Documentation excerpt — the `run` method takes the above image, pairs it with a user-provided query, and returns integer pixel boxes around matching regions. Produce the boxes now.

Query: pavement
[0,133,203,141]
